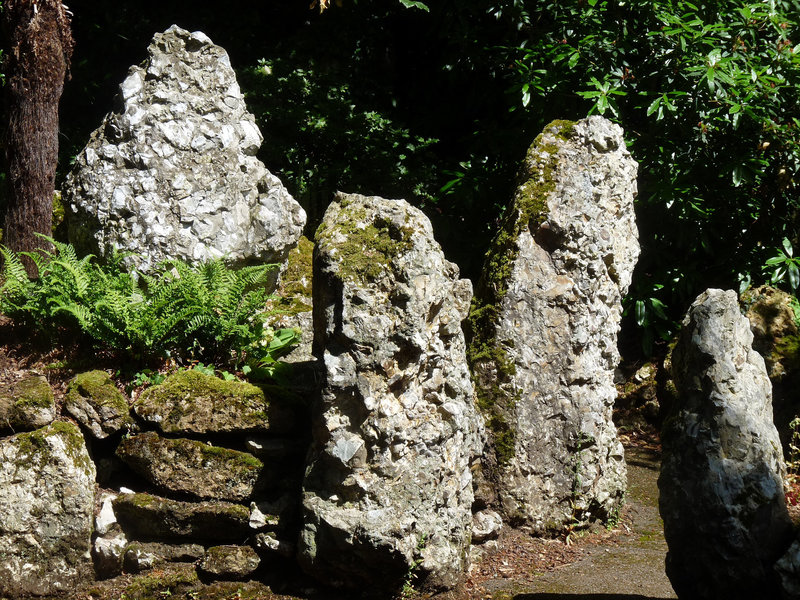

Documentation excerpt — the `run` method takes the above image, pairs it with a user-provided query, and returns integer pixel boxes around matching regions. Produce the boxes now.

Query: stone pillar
[659,288,793,599]
[299,193,482,592]
[469,116,639,532]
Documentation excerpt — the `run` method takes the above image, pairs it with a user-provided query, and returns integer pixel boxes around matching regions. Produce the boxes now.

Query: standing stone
[469,117,638,532]
[659,288,793,599]
[0,422,96,596]
[63,25,305,278]
[299,193,482,592]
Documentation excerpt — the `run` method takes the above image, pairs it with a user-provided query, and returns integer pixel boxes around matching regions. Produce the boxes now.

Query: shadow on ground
[516,594,670,600]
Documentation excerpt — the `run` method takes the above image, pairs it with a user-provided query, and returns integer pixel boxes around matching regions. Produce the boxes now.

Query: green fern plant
[0,237,300,369]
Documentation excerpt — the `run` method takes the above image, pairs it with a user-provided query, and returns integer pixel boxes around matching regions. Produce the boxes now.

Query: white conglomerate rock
[299,192,483,593]
[469,116,639,533]
[659,288,794,600]
[0,422,96,596]
[63,25,305,280]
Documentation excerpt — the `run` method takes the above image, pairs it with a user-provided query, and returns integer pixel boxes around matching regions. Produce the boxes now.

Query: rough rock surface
[133,369,296,434]
[659,288,793,599]
[93,491,128,578]
[0,373,55,432]
[65,370,133,439]
[299,193,482,591]
[469,117,638,532]
[199,545,261,580]
[112,492,250,541]
[742,285,800,449]
[0,422,96,596]
[776,537,800,599]
[63,25,305,276]
[116,431,265,501]
[123,541,205,573]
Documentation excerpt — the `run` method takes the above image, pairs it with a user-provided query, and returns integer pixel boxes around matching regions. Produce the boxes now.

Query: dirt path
[468,446,676,600]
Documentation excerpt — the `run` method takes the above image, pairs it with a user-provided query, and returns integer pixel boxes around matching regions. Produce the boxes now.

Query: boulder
[0,373,55,432]
[299,193,482,591]
[133,369,297,435]
[113,492,250,541]
[198,545,261,580]
[65,370,133,439]
[659,288,793,599]
[0,422,96,596]
[116,431,265,501]
[62,25,305,278]
[469,117,638,532]
[742,285,800,448]
[472,509,503,544]
[776,537,800,599]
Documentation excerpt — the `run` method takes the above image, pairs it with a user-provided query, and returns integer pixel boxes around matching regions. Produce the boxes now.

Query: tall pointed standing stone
[469,117,639,532]
[659,288,793,599]
[63,26,305,279]
[299,193,482,592]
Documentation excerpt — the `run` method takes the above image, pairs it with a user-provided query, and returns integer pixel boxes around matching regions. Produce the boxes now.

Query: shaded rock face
[0,422,96,596]
[299,193,482,592]
[659,288,793,599]
[198,545,260,580]
[470,117,638,532]
[63,25,305,276]
[742,285,800,449]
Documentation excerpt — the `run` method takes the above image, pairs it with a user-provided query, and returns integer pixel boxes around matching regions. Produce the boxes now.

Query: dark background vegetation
[3,0,799,358]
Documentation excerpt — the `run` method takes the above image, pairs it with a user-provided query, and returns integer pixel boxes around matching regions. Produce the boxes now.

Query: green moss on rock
[14,421,92,472]
[14,376,55,409]
[467,119,576,467]
[316,196,414,285]
[68,371,127,409]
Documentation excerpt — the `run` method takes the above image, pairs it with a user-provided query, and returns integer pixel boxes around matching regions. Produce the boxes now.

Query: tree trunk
[1,0,73,276]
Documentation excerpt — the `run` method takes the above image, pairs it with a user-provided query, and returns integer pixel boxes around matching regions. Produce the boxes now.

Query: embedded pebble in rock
[0,422,96,596]
[470,117,638,533]
[472,509,503,543]
[0,374,55,432]
[116,431,265,501]
[300,193,483,592]
[659,288,793,599]
[63,25,305,282]
[65,370,133,439]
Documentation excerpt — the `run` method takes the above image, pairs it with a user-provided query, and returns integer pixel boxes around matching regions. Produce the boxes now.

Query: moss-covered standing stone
[0,374,55,433]
[0,421,96,596]
[133,369,297,434]
[116,431,265,501]
[65,370,133,439]
[468,117,638,533]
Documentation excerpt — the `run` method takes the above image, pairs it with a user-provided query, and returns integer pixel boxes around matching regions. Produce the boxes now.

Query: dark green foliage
[0,237,299,365]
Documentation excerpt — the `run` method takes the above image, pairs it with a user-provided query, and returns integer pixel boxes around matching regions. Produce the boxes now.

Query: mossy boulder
[198,545,261,580]
[742,285,800,448]
[112,492,250,541]
[133,369,298,435]
[116,431,266,501]
[0,373,55,433]
[0,421,96,596]
[65,370,133,439]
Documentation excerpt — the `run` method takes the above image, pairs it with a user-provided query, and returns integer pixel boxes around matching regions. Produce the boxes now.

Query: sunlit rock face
[299,192,483,593]
[64,25,305,282]
[470,116,639,534]
[660,288,793,599]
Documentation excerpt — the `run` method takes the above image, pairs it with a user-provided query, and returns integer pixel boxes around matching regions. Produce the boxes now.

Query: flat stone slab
[113,492,250,541]
[133,370,297,435]
[116,431,265,501]
[199,545,261,580]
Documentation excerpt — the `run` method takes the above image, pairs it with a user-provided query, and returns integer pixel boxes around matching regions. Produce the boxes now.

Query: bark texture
[1,0,73,274]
